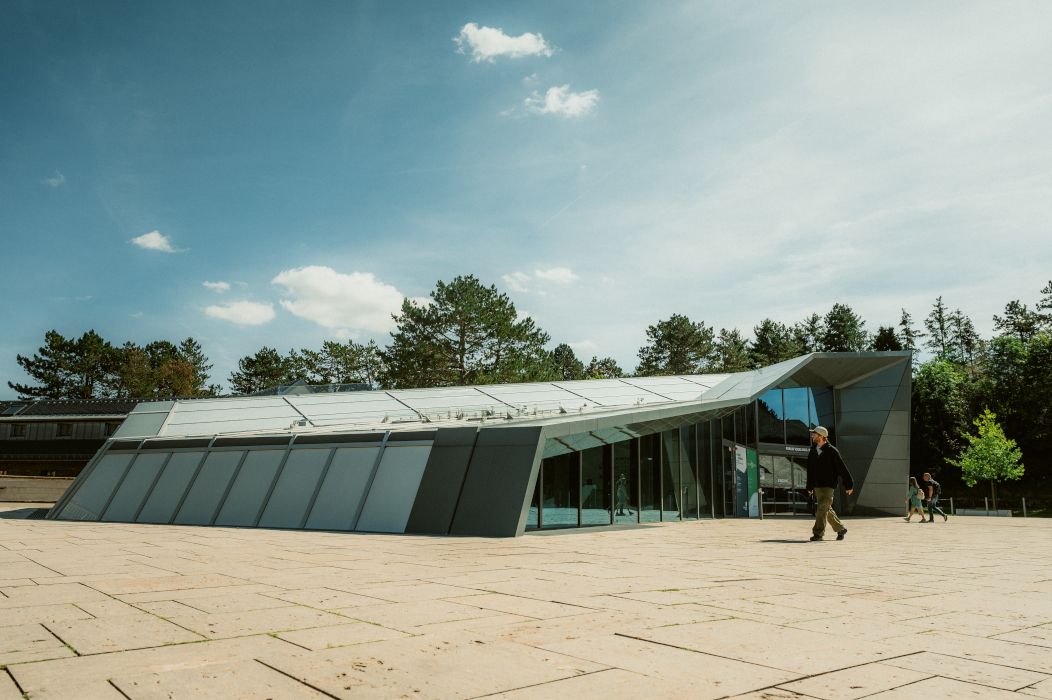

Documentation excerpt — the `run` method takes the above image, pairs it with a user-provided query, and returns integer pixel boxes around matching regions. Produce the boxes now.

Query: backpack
[928,478,941,496]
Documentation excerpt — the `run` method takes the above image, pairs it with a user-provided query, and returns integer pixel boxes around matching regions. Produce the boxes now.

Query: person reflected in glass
[805,426,854,541]
[615,473,633,516]
[905,476,927,522]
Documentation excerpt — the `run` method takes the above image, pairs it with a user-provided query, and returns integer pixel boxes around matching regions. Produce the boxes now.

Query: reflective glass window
[783,388,810,446]
[137,451,205,524]
[698,422,714,518]
[581,445,611,526]
[305,446,380,531]
[680,426,701,519]
[639,434,661,522]
[258,449,331,529]
[660,430,681,520]
[56,454,133,521]
[102,453,168,522]
[214,450,286,527]
[613,440,637,524]
[757,389,784,444]
[735,407,747,447]
[174,451,244,525]
[541,452,579,528]
[526,474,539,530]
[355,445,431,533]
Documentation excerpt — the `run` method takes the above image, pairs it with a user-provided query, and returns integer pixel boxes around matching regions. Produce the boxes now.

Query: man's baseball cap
[809,426,829,438]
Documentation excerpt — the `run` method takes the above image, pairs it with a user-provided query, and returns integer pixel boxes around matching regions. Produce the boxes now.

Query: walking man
[922,472,948,522]
[806,426,854,541]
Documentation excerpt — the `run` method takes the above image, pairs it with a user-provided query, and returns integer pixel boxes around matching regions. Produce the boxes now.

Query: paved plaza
[1,505,1051,699]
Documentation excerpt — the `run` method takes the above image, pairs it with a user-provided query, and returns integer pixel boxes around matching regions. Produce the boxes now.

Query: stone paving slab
[1,506,1051,699]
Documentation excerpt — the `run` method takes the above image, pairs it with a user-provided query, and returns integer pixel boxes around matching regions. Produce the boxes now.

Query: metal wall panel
[355,445,431,533]
[404,427,478,535]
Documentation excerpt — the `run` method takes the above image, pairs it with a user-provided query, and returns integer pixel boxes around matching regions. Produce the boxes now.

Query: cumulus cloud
[534,267,578,284]
[43,171,65,188]
[202,281,231,293]
[454,23,554,63]
[502,268,577,293]
[524,85,599,118]
[272,266,411,334]
[129,230,177,253]
[204,301,275,326]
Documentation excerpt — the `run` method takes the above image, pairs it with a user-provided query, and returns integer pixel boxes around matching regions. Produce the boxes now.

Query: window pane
[258,449,331,529]
[581,445,610,526]
[215,450,286,527]
[613,440,637,524]
[102,453,168,522]
[355,445,431,533]
[680,426,701,519]
[660,430,681,521]
[137,452,205,524]
[639,433,660,522]
[541,452,579,528]
[304,446,379,531]
[55,454,133,521]
[174,451,244,525]
[784,388,810,446]
[698,422,714,518]
[757,389,784,444]
[526,473,539,530]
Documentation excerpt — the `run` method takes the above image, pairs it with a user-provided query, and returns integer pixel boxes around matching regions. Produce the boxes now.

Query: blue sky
[3,1,1051,396]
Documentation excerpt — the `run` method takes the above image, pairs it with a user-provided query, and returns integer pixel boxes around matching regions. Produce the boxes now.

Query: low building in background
[48,352,911,536]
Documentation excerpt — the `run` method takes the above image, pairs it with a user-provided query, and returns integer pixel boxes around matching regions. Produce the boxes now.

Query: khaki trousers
[812,487,843,537]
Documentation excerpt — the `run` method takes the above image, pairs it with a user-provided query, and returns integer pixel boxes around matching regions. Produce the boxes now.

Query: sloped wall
[834,359,911,515]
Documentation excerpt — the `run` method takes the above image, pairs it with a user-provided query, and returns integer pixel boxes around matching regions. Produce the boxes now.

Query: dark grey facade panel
[837,410,909,437]
[449,426,543,537]
[854,481,910,514]
[404,427,478,535]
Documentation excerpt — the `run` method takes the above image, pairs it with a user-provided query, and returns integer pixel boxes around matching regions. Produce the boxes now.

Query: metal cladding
[49,352,911,536]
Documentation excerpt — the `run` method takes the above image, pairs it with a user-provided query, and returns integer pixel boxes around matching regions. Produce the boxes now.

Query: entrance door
[760,453,811,515]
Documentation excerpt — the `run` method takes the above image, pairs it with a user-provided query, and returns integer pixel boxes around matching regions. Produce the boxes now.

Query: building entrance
[759,453,811,515]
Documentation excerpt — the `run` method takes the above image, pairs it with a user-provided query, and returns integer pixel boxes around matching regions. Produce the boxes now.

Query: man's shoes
[809,534,823,541]
[943,513,948,522]
[836,528,847,540]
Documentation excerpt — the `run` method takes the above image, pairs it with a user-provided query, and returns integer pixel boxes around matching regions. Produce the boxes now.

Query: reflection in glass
[757,389,784,444]
[581,445,611,526]
[174,451,244,525]
[526,474,540,530]
[137,452,205,524]
[783,387,811,445]
[639,433,661,522]
[681,425,701,519]
[660,430,681,520]
[103,453,168,522]
[541,452,579,528]
[698,422,715,518]
[215,450,285,527]
[613,440,637,524]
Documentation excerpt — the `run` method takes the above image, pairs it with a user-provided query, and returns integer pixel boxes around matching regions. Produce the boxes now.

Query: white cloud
[204,301,275,326]
[129,230,177,253]
[43,171,65,188]
[534,267,577,284]
[454,23,554,63]
[202,281,231,293]
[502,271,532,293]
[524,85,599,118]
[271,266,409,334]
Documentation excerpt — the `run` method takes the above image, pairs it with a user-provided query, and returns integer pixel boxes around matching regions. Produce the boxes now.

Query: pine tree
[820,303,867,352]
[635,314,715,375]
[228,347,294,395]
[750,319,803,366]
[551,343,586,381]
[792,314,824,353]
[993,300,1041,343]
[871,326,903,351]
[712,329,751,372]
[925,297,951,358]
[897,309,925,352]
[586,356,624,379]
[10,330,119,399]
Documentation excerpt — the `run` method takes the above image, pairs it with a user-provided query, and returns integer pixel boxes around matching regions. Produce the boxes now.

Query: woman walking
[905,477,927,522]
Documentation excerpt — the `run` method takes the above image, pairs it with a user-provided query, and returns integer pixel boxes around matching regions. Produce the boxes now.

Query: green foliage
[911,359,972,470]
[712,328,752,372]
[924,296,951,357]
[381,275,552,388]
[750,319,802,366]
[949,408,1024,489]
[993,300,1042,342]
[586,356,624,379]
[635,314,715,375]
[10,330,217,399]
[897,309,924,352]
[551,343,586,381]
[870,326,903,351]
[820,303,867,352]
[792,313,823,353]
[228,347,291,395]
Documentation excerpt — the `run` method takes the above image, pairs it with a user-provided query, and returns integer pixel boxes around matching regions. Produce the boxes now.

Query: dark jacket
[806,443,854,490]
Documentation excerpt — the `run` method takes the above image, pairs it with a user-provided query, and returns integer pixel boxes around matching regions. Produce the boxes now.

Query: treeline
[9,275,1052,494]
[10,332,217,400]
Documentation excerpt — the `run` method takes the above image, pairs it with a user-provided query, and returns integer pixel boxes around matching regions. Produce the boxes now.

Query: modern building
[48,352,911,536]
